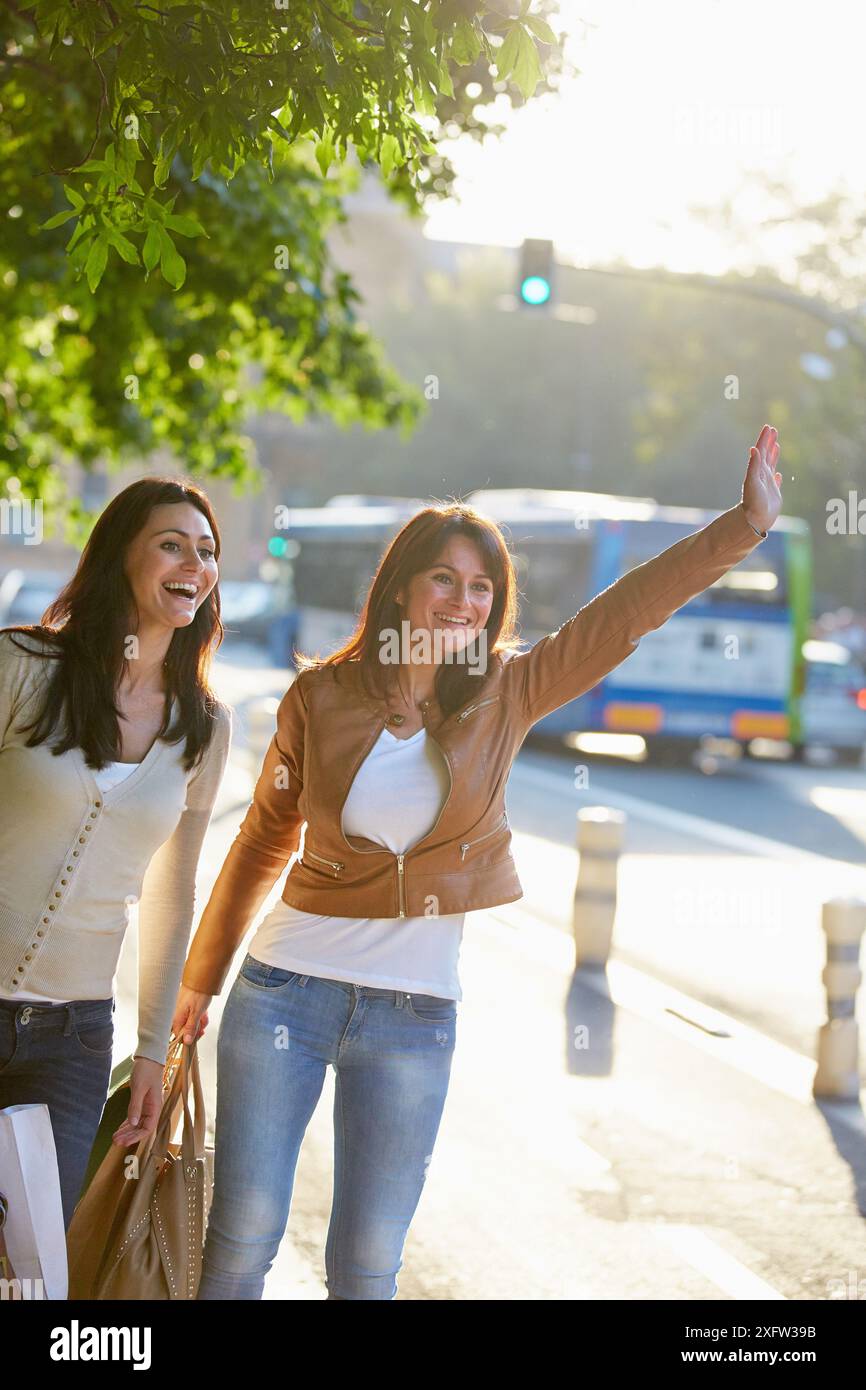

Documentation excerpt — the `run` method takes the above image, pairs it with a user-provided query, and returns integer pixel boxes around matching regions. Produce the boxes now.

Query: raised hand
[741,424,782,534]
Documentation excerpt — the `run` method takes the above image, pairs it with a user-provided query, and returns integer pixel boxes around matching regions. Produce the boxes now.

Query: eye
[199,548,216,560]
[161,540,180,552]
[432,572,453,583]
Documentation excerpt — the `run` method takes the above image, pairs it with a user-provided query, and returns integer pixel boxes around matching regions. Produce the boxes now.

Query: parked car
[0,568,72,627]
[218,580,286,646]
[800,639,866,764]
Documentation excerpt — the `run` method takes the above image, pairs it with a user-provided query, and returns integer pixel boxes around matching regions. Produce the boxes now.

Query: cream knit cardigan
[0,631,232,1064]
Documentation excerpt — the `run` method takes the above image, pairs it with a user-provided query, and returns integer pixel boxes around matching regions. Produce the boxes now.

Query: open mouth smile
[163,581,198,602]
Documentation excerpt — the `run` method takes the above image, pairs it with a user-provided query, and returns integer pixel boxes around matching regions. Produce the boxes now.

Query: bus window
[620,521,787,608]
[293,540,385,616]
[511,538,592,633]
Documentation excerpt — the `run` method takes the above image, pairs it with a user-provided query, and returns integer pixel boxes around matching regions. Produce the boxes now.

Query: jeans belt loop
[62,1002,75,1037]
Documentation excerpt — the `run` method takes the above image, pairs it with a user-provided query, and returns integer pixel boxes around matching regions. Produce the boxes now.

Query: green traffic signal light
[517,239,555,308]
[268,536,289,557]
[520,274,551,306]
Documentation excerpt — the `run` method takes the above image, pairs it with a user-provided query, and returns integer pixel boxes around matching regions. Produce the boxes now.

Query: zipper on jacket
[333,708,457,917]
[303,847,345,877]
[459,811,508,862]
[456,695,501,723]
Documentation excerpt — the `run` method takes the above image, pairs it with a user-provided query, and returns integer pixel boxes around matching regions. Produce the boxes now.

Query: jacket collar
[332,659,447,730]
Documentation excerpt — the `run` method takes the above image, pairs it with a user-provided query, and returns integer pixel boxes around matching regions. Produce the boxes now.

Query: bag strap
[143,1041,206,1171]
[138,1038,191,1165]
[178,1043,206,1170]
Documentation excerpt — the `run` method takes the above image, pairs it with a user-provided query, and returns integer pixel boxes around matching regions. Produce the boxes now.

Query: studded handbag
[66,1039,214,1299]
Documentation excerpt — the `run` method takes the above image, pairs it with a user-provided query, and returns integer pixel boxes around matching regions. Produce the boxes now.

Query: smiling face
[123,501,219,633]
[394,533,495,660]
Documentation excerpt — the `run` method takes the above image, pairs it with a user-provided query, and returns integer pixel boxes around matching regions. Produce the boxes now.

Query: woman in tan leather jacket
[175,425,781,1301]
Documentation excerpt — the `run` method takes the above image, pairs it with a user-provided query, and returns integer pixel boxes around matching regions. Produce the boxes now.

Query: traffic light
[518,238,554,307]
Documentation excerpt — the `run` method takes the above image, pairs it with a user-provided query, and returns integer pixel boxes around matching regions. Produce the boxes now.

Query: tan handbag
[66,1039,214,1300]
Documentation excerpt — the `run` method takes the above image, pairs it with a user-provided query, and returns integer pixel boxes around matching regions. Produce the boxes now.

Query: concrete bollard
[245,697,280,780]
[572,807,626,968]
[813,898,866,1100]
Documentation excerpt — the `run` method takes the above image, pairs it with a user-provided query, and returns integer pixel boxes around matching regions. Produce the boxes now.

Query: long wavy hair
[295,502,523,716]
[3,477,224,772]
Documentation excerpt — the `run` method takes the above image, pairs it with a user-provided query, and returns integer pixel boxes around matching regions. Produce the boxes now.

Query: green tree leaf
[84,235,108,291]
[142,222,161,274]
[156,225,186,288]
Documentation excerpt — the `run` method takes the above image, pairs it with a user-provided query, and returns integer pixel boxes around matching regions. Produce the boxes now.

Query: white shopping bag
[0,1103,68,1300]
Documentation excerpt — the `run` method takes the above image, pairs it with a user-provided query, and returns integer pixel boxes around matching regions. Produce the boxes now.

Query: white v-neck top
[248,725,466,998]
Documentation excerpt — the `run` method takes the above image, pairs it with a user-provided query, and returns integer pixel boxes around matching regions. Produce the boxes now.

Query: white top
[0,760,142,1005]
[249,726,465,998]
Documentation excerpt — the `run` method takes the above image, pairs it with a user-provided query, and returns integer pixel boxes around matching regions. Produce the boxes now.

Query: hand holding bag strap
[138,1040,192,1171]
[142,1042,206,1174]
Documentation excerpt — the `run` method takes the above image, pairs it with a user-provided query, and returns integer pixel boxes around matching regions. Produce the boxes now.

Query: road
[111,643,866,1300]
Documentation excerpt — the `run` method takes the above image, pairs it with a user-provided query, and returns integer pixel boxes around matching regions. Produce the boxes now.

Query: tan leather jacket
[183,503,765,994]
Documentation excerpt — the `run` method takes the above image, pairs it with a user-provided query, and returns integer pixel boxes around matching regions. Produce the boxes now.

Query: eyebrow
[430,562,493,580]
[153,528,216,544]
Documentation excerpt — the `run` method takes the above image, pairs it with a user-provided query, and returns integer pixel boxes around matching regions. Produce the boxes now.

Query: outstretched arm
[503,425,783,726]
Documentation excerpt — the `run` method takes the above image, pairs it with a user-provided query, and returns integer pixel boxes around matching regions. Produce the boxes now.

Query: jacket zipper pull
[397,853,406,918]
[460,843,470,862]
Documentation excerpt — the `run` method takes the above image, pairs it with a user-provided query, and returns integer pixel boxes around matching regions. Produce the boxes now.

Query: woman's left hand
[111,1056,165,1147]
[741,423,782,534]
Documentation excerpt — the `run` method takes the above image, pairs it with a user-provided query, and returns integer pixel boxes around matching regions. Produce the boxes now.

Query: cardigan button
[89,811,98,819]
[42,917,49,924]
[78,837,85,844]
[36,930,44,937]
[93,801,102,808]
[48,905,55,911]
[60,879,67,885]
[54,892,61,899]
[73,850,79,856]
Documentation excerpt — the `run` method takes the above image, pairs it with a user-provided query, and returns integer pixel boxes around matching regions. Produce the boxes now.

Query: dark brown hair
[3,476,225,771]
[294,501,523,716]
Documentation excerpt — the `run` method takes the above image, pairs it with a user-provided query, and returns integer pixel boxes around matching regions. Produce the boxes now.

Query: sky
[424,0,866,277]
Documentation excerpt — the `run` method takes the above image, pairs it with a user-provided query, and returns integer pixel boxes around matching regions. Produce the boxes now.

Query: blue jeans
[0,996,115,1231]
[197,953,458,1301]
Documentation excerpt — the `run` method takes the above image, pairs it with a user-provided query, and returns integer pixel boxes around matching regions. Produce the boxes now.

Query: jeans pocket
[240,956,299,990]
[404,993,457,1025]
[0,1009,19,1075]
[73,1019,115,1056]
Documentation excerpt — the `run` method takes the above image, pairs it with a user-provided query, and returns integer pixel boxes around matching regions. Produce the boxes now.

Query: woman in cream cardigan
[0,477,231,1230]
